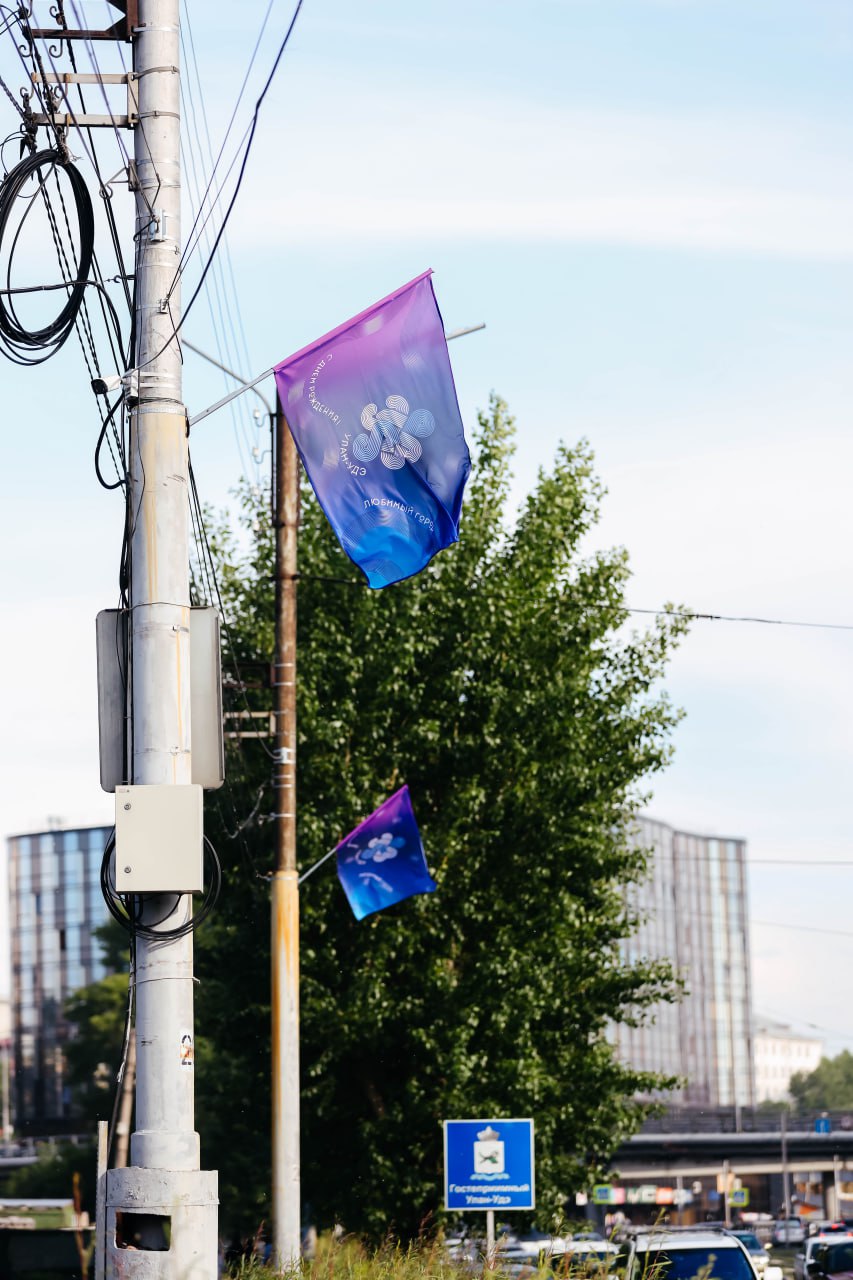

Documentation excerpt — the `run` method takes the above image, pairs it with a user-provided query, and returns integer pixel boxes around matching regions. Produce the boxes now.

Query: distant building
[612,816,755,1108]
[754,1016,823,1102]
[8,824,115,1132]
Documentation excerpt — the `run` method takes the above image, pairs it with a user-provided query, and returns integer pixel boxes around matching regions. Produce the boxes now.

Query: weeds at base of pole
[223,1231,617,1280]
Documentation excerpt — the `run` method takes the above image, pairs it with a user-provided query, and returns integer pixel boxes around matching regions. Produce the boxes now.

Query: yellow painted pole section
[271,869,300,1268]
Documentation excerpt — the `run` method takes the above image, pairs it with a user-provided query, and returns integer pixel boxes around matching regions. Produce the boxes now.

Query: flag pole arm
[185,324,485,429]
[187,366,276,428]
[183,339,274,416]
[297,845,337,886]
[446,322,486,341]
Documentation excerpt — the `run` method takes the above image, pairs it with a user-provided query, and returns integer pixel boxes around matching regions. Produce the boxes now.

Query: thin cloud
[228,91,853,258]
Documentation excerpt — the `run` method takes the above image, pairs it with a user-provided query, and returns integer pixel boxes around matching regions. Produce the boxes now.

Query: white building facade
[754,1016,823,1102]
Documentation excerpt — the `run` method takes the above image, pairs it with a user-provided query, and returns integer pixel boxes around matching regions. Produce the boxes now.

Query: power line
[174,0,279,285]
[296,572,853,635]
[627,606,853,633]
[178,21,262,485]
[137,0,305,369]
[752,919,853,941]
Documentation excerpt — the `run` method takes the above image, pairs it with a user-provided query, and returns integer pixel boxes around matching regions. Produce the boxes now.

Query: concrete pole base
[104,1166,218,1279]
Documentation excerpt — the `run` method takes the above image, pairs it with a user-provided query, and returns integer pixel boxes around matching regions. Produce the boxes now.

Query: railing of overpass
[642,1107,853,1134]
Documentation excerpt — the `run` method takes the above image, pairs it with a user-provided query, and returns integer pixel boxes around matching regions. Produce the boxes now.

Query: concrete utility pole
[102,0,218,1274]
[271,397,301,1267]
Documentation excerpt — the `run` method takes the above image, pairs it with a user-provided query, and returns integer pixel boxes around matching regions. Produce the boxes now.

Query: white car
[623,1227,761,1280]
[773,1218,807,1247]
[498,1235,618,1277]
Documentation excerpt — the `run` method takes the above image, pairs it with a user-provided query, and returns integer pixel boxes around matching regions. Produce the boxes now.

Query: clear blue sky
[0,0,851,1054]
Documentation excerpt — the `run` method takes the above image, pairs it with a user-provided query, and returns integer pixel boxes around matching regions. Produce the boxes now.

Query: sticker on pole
[443,1118,534,1210]
[180,1031,194,1069]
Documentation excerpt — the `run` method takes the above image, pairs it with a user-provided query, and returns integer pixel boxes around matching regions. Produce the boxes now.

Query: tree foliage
[790,1051,853,1111]
[3,1141,97,1216]
[189,395,687,1238]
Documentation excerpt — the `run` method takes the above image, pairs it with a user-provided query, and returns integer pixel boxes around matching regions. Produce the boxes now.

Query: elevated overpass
[599,1110,853,1218]
[614,1128,853,1179]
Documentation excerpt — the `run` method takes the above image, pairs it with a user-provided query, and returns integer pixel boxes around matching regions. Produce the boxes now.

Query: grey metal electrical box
[114,784,203,893]
[190,606,225,791]
[96,607,225,793]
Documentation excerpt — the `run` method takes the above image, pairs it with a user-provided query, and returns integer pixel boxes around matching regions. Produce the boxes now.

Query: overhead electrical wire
[293,572,853,635]
[175,0,279,285]
[134,0,305,372]
[0,7,132,488]
[182,7,255,383]
[0,147,94,363]
[100,829,222,942]
[178,23,261,485]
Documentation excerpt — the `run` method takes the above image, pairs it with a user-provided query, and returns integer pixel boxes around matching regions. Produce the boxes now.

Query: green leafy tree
[3,1141,97,1217]
[61,921,129,1126]
[790,1051,853,1110]
[63,972,129,1126]
[192,395,687,1239]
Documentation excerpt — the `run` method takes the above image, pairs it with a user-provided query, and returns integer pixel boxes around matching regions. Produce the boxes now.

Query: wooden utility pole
[112,1028,136,1170]
[270,397,301,1268]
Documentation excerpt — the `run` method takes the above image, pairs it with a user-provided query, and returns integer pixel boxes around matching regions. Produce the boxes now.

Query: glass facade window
[8,824,116,1132]
[612,817,755,1108]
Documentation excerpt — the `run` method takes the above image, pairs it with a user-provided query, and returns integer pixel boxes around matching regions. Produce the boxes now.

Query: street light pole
[104,0,218,1273]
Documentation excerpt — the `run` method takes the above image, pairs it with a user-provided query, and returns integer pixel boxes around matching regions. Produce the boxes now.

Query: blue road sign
[816,1116,832,1134]
[443,1118,535,1211]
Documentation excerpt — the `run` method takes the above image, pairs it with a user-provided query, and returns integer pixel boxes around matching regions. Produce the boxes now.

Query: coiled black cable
[100,829,223,942]
[0,148,94,364]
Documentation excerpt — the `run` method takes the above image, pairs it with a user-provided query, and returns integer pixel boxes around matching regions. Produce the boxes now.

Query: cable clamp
[148,209,169,243]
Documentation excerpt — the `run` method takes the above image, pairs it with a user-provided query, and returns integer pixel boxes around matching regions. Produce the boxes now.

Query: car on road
[548,1240,620,1273]
[806,1238,853,1280]
[728,1230,773,1277]
[773,1217,807,1247]
[623,1227,761,1280]
[498,1234,619,1277]
[795,1233,853,1280]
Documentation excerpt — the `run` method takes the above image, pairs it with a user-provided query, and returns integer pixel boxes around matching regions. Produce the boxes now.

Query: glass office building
[613,816,755,1108]
[8,824,115,1132]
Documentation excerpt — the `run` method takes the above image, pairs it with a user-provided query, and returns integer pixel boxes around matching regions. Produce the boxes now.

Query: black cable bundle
[100,829,223,942]
[0,148,94,364]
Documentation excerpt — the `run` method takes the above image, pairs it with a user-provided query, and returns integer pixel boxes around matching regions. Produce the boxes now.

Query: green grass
[225,1235,617,1280]
[227,1236,477,1280]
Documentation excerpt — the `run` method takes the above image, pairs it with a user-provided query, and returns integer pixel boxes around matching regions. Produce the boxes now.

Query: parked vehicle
[729,1230,773,1276]
[548,1240,619,1273]
[623,1226,760,1280]
[498,1234,618,1277]
[795,1233,853,1280]
[773,1217,807,1247]
[806,1238,853,1280]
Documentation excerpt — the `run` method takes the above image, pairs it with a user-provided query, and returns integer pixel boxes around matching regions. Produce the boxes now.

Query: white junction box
[114,784,204,893]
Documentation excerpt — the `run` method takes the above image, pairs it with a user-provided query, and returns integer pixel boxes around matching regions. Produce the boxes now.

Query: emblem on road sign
[473,1126,505,1176]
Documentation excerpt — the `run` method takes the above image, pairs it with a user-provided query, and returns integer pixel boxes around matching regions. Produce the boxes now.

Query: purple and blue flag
[273,271,470,588]
[335,785,436,921]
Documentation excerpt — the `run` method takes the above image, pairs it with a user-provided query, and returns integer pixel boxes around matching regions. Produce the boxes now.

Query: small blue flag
[335,785,436,921]
[273,271,470,588]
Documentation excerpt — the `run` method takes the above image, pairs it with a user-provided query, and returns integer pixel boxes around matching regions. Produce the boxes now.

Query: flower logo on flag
[352,394,435,470]
[358,832,405,864]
